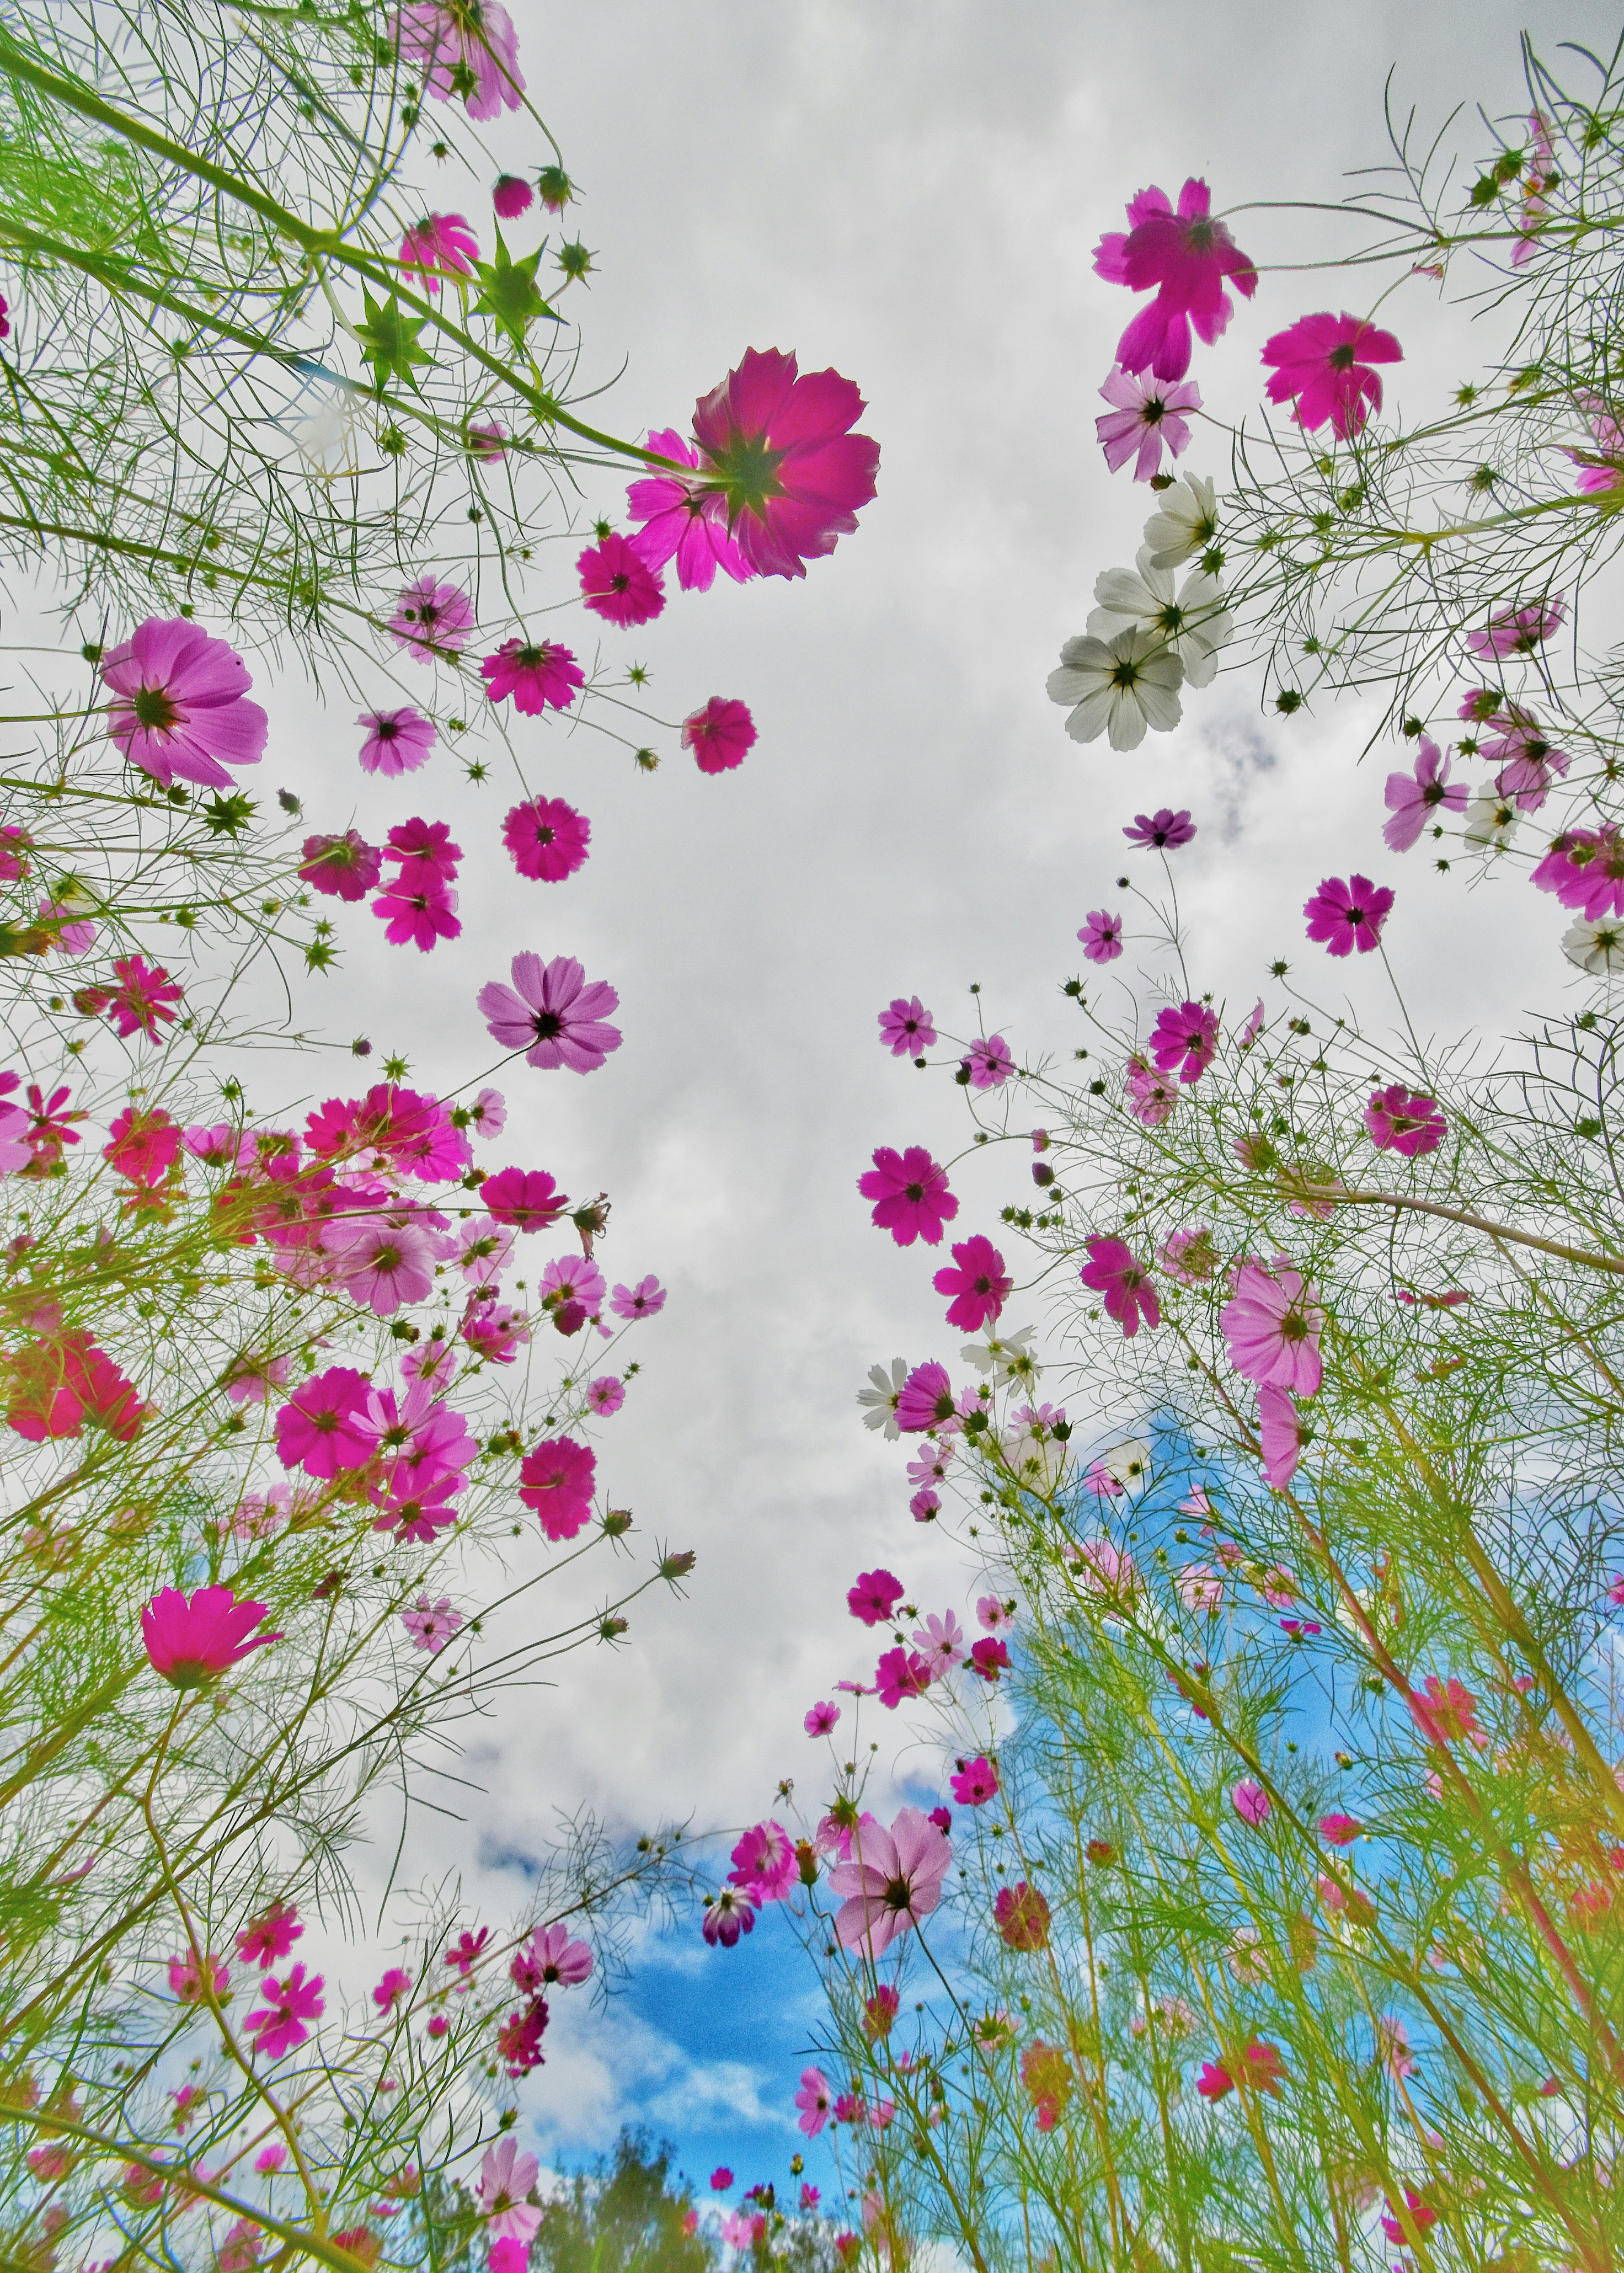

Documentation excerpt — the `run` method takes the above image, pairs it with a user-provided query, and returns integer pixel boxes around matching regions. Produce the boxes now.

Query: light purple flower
[477,953,623,1073]
[1096,365,1200,481]
[1383,738,1468,852]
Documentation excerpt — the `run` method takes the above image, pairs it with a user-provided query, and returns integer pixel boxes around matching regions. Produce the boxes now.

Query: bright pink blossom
[805,1701,839,1736]
[1079,1236,1160,1338]
[875,1647,932,1708]
[372,1967,412,2013]
[102,617,267,790]
[950,1755,999,1805]
[729,1820,797,1903]
[275,1365,376,1478]
[502,796,590,882]
[610,1275,665,1320]
[480,638,584,715]
[399,212,479,293]
[512,1923,593,1991]
[1124,806,1195,850]
[687,348,879,579]
[481,1165,568,1231]
[245,1962,325,2056]
[829,1807,950,1956]
[796,2068,833,2137]
[848,1568,904,1626]
[1303,873,1393,957]
[624,428,752,592]
[392,0,524,121]
[969,1637,1010,1681]
[1262,311,1402,440]
[458,1297,528,1367]
[237,1902,302,1969]
[859,1144,958,1247]
[104,1105,181,1190]
[933,1235,1011,1333]
[1465,595,1566,661]
[895,1360,957,1433]
[478,952,622,1073]
[1365,1085,1445,1157]
[1319,1813,1361,1845]
[1150,1000,1218,1084]
[358,707,436,776]
[1222,1259,1323,1396]
[142,1586,281,1687]
[577,532,666,627]
[74,955,183,1044]
[702,1887,757,1947]
[387,578,474,660]
[1231,1779,1270,1826]
[1410,1673,1486,1750]
[1093,178,1258,381]
[963,1035,1014,1088]
[168,1950,230,2002]
[1096,364,1200,480]
[878,997,936,1056]
[491,174,533,219]
[682,696,756,775]
[1384,737,1468,851]
[299,830,381,902]
[1079,910,1124,962]
[371,882,460,951]
[518,1435,596,1540]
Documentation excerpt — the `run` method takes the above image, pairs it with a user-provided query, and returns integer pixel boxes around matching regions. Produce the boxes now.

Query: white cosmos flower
[1463,790,1519,850]
[1563,918,1624,976]
[1100,1437,1153,1494]
[858,1357,909,1439]
[1001,1419,1067,1494]
[1047,626,1183,751]
[1087,545,1232,688]
[960,1324,1038,1382]
[1142,473,1219,570]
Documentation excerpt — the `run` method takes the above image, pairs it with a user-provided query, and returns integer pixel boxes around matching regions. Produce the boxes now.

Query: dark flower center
[1346,906,1368,926]
[905,1182,924,1202]
[609,573,630,592]
[1111,661,1143,690]
[376,719,400,740]
[535,824,555,845]
[133,685,179,732]
[883,1875,913,1912]
[1328,343,1359,370]
[532,1011,563,1040]
[516,644,546,668]
[1280,1311,1309,1343]
[1143,396,1166,424]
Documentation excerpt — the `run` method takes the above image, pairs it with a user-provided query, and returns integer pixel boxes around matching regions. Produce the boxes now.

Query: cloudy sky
[252,0,1617,2207]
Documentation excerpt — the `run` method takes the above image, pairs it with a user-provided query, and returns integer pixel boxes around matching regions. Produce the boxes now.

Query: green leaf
[354,285,433,392]
[471,228,557,353]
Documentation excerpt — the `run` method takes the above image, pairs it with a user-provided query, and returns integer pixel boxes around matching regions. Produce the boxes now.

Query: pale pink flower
[1258,1384,1308,1488]
[1383,738,1468,852]
[1096,365,1200,480]
[1376,2015,1417,2079]
[102,618,267,790]
[586,1374,624,1416]
[387,578,474,661]
[829,1807,952,1956]
[393,0,525,121]
[796,2067,833,2137]
[512,1922,593,1990]
[359,707,436,776]
[401,1596,462,1651]
[399,213,479,293]
[912,1608,964,1676]
[479,953,622,1073]
[976,1594,1013,1632]
[609,1274,665,1320]
[1221,1258,1324,1396]
[1465,595,1566,660]
[1176,1563,1223,1614]
[1231,1779,1270,1826]
[476,2138,541,2242]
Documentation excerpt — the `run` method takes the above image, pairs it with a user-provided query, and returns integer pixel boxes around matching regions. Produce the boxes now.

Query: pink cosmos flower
[624,428,752,592]
[1158,1228,1217,1284]
[875,1646,932,1707]
[1079,909,1124,962]
[1317,1812,1361,1847]
[1303,873,1393,957]
[392,0,525,121]
[1262,311,1402,440]
[492,173,533,219]
[299,830,381,902]
[444,1926,491,1977]
[1093,178,1258,381]
[518,1434,596,1540]
[686,348,879,579]
[1197,2040,1286,2101]
[1149,1000,1218,1084]
[1465,595,1566,660]
[910,1487,940,1522]
[481,1165,568,1231]
[497,1999,550,2080]
[104,1105,181,1189]
[1482,709,1569,812]
[513,1923,593,1992]
[237,1901,302,1969]
[848,1568,904,1626]
[1124,1055,1177,1128]
[444,1211,511,1289]
[1365,1085,1445,1157]
[246,1963,325,2059]
[72,954,182,1044]
[587,1375,624,1416]
[577,532,666,627]
[610,1275,665,1320]
[372,1967,412,2014]
[977,1595,1013,1632]
[1567,391,1624,494]
[963,1035,1014,1089]
[1512,110,1556,267]
[682,696,757,775]
[796,2068,833,2137]
[1176,1563,1223,1614]
[476,2139,541,2242]
[102,617,268,790]
[39,896,96,956]
[969,1637,1010,1681]
[994,1880,1051,1951]
[1383,737,1468,851]
[729,1819,797,1903]
[502,796,590,882]
[1231,1779,1270,1826]
[401,1596,463,1651]
[275,1365,376,1477]
[1079,1236,1160,1338]
[225,1354,293,1410]
[829,1807,950,1956]
[478,953,622,1072]
[950,1755,999,1805]
[459,1297,528,1366]
[805,1700,840,1736]
[878,997,936,1056]
[358,708,436,776]
[168,1949,230,2002]
[933,1235,1011,1333]
[858,1144,958,1247]
[330,1217,441,1315]
[1532,828,1624,919]
[1222,1259,1323,1396]
[480,638,584,714]
[1380,2190,1437,2247]
[702,1887,757,1947]
[142,1586,282,1687]
[1096,365,1201,480]
[388,578,475,660]
[896,1360,957,1433]
[399,213,480,293]
[1258,1385,1308,1489]
[372,881,460,951]
[1410,1673,1486,1750]
[1125,807,1196,850]
[913,1609,963,1675]
[539,1253,606,1313]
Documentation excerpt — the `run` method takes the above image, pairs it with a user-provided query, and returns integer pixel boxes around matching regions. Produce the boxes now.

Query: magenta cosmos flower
[482,1165,568,1228]
[687,348,879,579]
[392,0,525,121]
[399,213,480,293]
[1231,1780,1270,1826]
[1149,1001,1218,1084]
[950,1756,999,1806]
[577,533,666,627]
[274,1364,376,1478]
[478,952,622,1072]
[102,618,268,791]
[299,830,381,902]
[875,1645,931,1708]
[246,1963,325,2059]
[804,1701,839,1736]
[1262,311,1402,441]
[828,1807,951,1956]
[1093,178,1257,382]
[1304,873,1393,957]
[702,1888,757,1948]
[728,1819,797,1903]
[858,1144,958,1248]
[402,1595,463,1651]
[481,637,584,715]
[357,707,436,776]
[1465,595,1566,661]
[513,1922,593,1991]
[1096,365,1201,481]
[963,1035,1014,1089]
[933,1234,1011,1333]
[1222,1258,1324,1397]
[388,578,474,661]
[1365,1085,1445,1157]
[796,2068,833,2137]
[1383,738,1467,852]
[682,696,757,775]
[142,1586,283,1688]
[1258,1384,1308,1489]
[848,1568,904,1626]
[1124,807,1195,850]
[518,1434,596,1540]
[502,796,590,881]
[1079,910,1124,963]
[237,1900,301,1968]
[1079,1236,1160,1338]
[491,173,533,219]
[373,880,460,951]
[878,996,936,1056]
[624,428,752,591]
[895,1360,955,1433]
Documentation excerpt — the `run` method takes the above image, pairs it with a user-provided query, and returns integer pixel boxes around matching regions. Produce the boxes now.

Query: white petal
[1105,688,1149,750]
[1064,688,1116,743]
[1048,664,1104,707]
